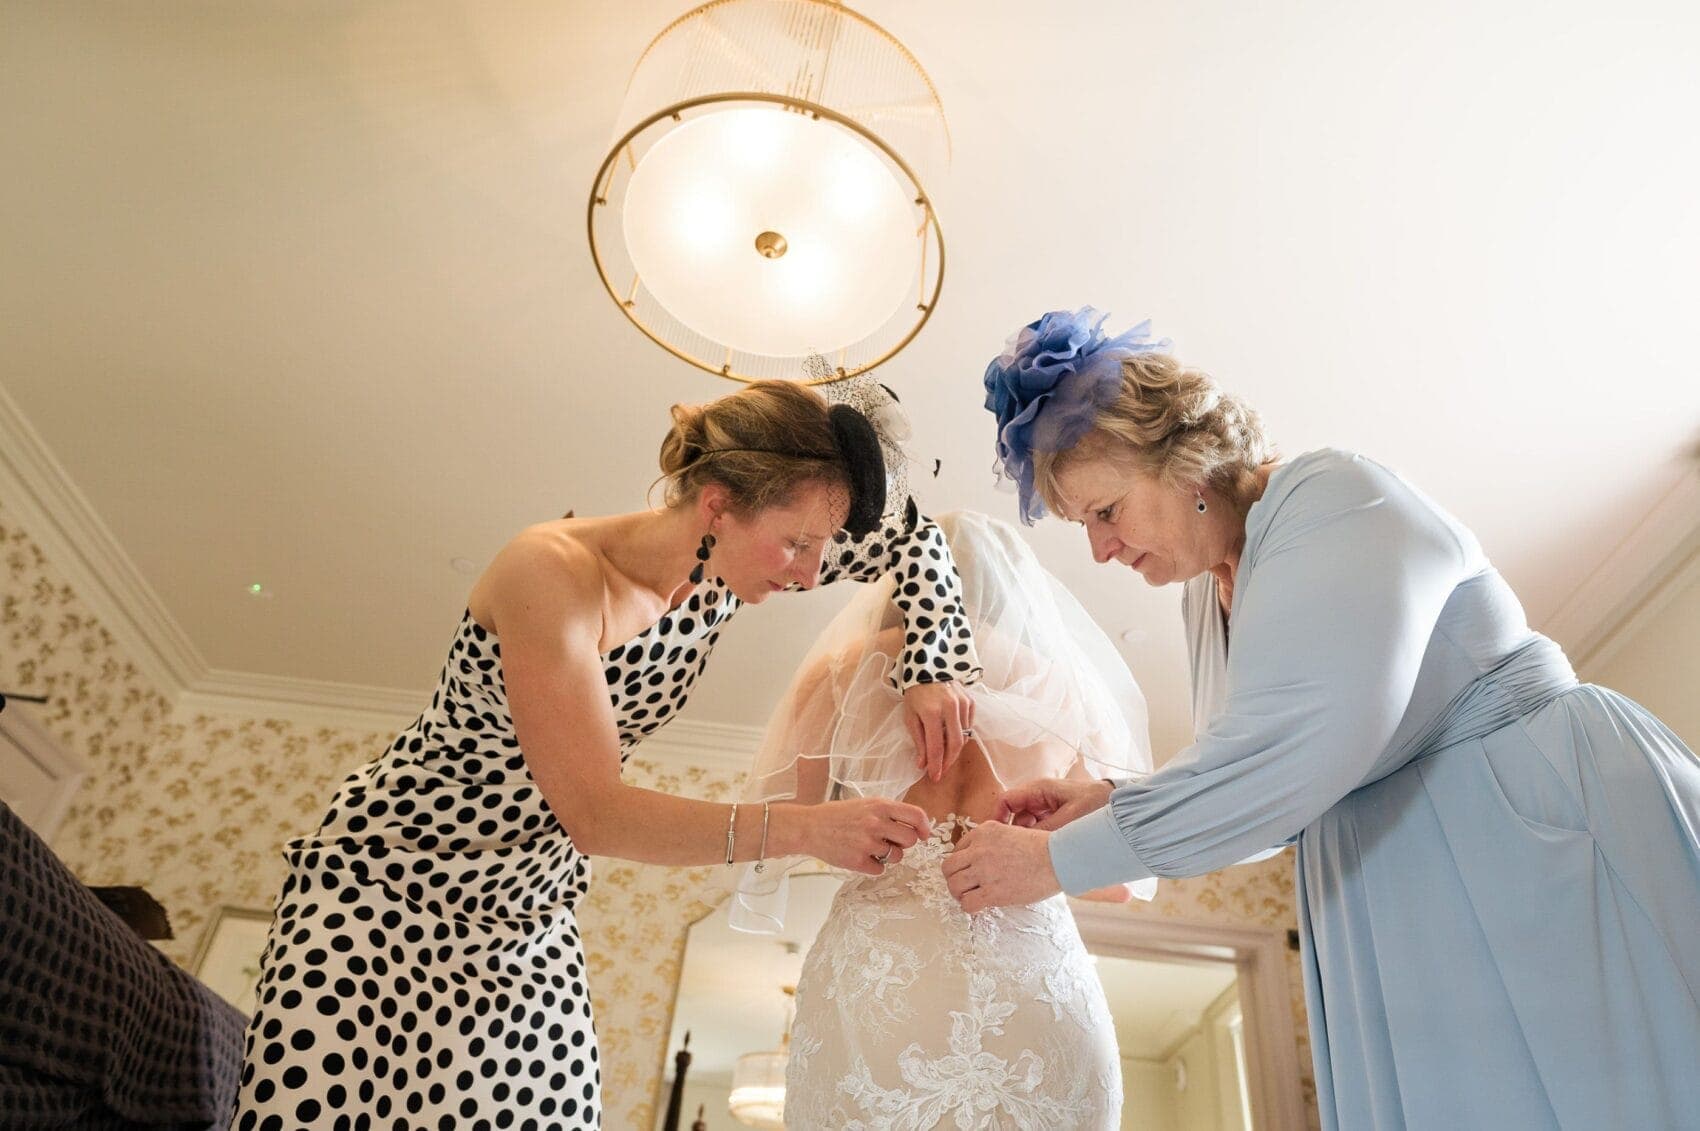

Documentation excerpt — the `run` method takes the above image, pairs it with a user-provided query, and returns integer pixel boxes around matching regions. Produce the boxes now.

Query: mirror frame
[649,869,839,1128]
[1069,903,1309,1131]
[649,886,1308,1130]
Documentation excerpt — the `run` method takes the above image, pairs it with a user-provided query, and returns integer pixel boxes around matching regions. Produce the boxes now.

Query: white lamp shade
[623,107,916,358]
[589,0,949,382]
[727,1048,788,1128]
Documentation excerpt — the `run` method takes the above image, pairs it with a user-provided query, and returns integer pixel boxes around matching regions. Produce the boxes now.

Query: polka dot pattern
[819,511,983,687]
[231,607,659,1129]
[232,512,976,1127]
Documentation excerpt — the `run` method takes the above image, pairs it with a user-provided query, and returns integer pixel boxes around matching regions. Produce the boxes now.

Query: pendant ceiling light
[726,984,795,1128]
[725,1046,786,1128]
[588,0,948,383]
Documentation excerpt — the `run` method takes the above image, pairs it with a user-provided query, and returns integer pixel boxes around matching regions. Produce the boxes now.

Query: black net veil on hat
[827,404,884,537]
[680,361,911,539]
[810,355,917,538]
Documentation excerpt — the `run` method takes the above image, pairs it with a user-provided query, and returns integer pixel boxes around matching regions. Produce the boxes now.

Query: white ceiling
[3,1,1698,756]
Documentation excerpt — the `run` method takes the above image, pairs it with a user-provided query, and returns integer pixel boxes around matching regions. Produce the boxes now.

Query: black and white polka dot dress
[231,511,980,1131]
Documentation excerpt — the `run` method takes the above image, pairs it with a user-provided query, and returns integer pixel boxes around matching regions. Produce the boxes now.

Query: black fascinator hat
[828,404,887,537]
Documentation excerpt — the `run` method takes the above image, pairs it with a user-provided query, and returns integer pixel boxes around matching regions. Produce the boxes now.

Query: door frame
[1069,903,1308,1130]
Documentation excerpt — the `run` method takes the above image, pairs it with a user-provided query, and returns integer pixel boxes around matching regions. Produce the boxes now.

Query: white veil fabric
[730,510,1156,933]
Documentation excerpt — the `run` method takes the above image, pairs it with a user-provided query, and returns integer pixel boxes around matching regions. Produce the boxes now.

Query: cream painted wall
[1208,998,1252,1131]
[1122,1057,1177,1128]
[1590,561,1700,749]
[1150,987,1252,1131]
[1170,1025,1228,1131]
[0,489,1318,1128]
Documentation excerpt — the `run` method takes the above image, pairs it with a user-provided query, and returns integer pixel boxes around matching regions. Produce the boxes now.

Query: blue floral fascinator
[982,307,1171,523]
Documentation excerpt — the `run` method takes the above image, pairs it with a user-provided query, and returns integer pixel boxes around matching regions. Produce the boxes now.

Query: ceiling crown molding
[172,670,762,770]
[1,379,764,771]
[1541,463,1700,676]
[175,676,762,773]
[628,718,764,774]
[0,379,205,698]
[13,366,1689,764]
[174,670,428,734]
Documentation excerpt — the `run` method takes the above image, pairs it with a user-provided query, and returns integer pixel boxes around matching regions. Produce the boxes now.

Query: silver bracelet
[753,801,771,874]
[724,802,738,866]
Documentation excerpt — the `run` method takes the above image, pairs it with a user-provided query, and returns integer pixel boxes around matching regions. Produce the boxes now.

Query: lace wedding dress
[732,512,1149,1128]
[785,816,1122,1130]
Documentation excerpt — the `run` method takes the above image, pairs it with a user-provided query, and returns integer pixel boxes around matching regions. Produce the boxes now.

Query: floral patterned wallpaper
[0,492,1317,1128]
[0,497,397,966]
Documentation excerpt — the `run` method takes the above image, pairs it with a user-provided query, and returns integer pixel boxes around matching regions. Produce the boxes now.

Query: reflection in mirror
[658,884,1298,1130]
[656,873,843,1131]
[1096,954,1251,1130]
[1074,905,1307,1130]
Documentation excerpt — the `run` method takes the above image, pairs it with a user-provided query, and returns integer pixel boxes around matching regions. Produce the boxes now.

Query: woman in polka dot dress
[232,380,982,1130]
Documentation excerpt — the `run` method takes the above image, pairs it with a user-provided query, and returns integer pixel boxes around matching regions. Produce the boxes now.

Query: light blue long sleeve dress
[1049,448,1700,1129]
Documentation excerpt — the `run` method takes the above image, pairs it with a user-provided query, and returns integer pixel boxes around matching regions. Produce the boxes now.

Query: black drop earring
[689,533,716,584]
[1196,492,1208,514]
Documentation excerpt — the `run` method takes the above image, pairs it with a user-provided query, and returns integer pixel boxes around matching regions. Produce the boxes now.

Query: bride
[732,510,1155,1130]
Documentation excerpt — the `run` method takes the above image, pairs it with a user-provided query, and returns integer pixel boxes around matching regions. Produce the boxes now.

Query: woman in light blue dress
[942,308,1700,1129]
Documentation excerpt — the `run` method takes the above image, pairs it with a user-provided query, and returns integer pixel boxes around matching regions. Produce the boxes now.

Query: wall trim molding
[0,380,762,771]
[624,719,764,773]
[175,675,425,734]
[10,372,1694,763]
[172,683,762,771]
[1070,907,1307,1131]
[1580,538,1700,679]
[0,380,205,699]
[174,679,761,772]
[1541,464,1700,677]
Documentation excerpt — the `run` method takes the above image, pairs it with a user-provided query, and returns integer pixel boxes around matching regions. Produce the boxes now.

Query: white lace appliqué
[785,817,1122,1130]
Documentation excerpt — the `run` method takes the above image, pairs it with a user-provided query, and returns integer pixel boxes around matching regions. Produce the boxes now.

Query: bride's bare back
[900,739,1003,828]
[899,735,1083,831]
[789,625,1083,830]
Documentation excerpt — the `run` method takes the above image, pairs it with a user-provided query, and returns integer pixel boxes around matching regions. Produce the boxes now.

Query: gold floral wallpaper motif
[0,492,1318,1129]
[581,763,1319,1131]
[0,497,398,969]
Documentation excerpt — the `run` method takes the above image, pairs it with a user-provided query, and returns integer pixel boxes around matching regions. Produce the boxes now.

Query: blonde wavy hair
[1033,352,1274,515]
[656,380,849,514]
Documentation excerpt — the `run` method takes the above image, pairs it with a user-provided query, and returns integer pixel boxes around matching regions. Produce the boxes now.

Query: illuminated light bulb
[623,107,914,358]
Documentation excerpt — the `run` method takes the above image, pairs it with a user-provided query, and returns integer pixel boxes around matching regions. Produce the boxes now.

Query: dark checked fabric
[0,801,246,1129]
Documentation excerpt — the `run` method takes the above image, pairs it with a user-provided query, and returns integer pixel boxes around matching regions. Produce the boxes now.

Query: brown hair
[1034,352,1273,514]
[657,380,850,513]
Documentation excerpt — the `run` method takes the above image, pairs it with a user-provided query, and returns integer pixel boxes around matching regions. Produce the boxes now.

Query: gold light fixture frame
[587,0,949,386]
